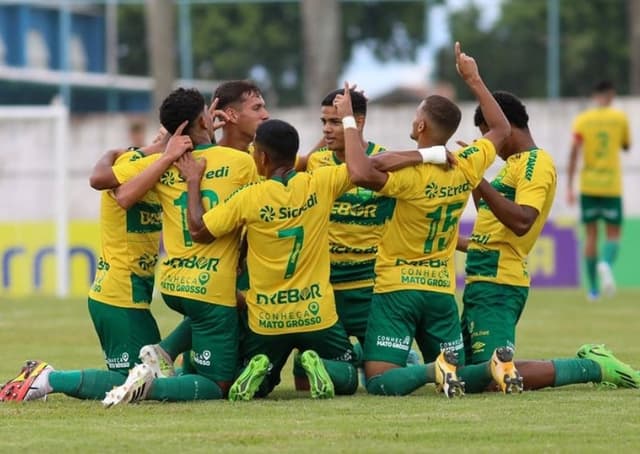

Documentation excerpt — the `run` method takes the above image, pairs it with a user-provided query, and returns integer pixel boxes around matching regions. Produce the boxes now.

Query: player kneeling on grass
[335,42,519,397]
[179,118,364,400]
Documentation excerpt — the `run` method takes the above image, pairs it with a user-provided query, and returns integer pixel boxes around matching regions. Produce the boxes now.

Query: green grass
[2,289,640,453]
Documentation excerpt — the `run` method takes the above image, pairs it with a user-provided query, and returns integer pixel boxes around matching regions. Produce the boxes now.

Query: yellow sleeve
[515,152,556,213]
[455,138,497,187]
[313,164,353,200]
[203,185,250,238]
[377,166,422,199]
[572,113,585,137]
[112,153,160,184]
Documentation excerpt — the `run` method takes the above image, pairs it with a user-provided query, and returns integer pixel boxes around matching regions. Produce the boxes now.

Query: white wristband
[418,145,447,164]
[342,116,357,130]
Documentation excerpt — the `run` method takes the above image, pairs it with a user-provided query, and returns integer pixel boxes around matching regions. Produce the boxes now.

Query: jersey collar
[271,168,297,186]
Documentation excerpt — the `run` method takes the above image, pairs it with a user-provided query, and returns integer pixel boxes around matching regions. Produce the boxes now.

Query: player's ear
[355,115,365,130]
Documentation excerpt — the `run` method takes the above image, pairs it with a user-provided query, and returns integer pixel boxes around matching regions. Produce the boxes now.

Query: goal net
[0,104,70,298]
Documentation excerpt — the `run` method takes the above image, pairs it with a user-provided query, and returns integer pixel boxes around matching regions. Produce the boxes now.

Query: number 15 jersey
[374,138,497,295]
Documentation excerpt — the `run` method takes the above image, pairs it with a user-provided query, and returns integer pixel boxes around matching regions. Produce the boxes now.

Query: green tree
[118,1,430,106]
[435,0,630,99]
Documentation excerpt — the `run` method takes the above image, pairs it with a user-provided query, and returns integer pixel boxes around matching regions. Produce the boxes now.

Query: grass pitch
[1,289,640,453]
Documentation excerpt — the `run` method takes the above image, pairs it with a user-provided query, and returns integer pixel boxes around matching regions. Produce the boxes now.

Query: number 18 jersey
[374,138,497,295]
[112,144,259,307]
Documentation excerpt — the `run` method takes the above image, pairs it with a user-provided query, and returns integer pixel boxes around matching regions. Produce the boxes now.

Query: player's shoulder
[115,149,156,165]
[198,144,255,167]
[306,148,335,169]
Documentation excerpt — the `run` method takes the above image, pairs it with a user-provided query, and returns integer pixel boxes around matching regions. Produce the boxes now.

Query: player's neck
[217,128,252,152]
[268,164,295,180]
[191,131,212,147]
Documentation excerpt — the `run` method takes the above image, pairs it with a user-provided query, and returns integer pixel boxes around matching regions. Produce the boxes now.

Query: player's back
[89,150,161,308]
[155,145,258,306]
[573,107,629,196]
[235,165,351,334]
[374,138,496,295]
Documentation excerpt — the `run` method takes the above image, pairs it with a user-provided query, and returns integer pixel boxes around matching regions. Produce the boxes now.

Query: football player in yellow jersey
[304,89,393,347]
[567,80,631,300]
[0,132,170,402]
[178,119,361,401]
[336,42,512,397]
[455,92,640,393]
[92,87,261,406]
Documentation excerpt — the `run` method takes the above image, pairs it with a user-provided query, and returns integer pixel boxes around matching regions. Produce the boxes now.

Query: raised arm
[334,82,388,191]
[114,121,192,210]
[173,152,215,243]
[455,42,510,151]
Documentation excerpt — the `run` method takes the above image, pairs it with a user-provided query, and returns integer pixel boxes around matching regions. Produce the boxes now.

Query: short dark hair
[422,95,461,139]
[255,119,299,165]
[474,91,528,130]
[214,80,262,110]
[159,87,205,135]
[321,89,367,116]
[594,80,614,94]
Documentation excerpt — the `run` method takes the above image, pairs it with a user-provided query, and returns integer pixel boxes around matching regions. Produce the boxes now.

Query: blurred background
[0,0,639,298]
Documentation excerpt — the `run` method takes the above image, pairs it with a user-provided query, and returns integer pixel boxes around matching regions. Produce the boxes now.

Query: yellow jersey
[572,107,630,196]
[374,138,497,295]
[306,143,395,290]
[88,150,162,309]
[112,144,259,307]
[202,165,352,335]
[466,149,556,287]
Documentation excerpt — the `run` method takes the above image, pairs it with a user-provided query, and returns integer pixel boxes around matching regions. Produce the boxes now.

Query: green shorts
[88,297,161,375]
[580,195,623,225]
[162,293,239,383]
[460,281,528,365]
[240,322,355,397]
[364,290,464,366]
[334,286,372,344]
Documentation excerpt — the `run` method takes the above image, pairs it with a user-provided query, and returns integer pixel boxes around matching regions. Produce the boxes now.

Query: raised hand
[333,81,355,119]
[455,41,480,83]
[164,120,193,161]
[208,97,230,132]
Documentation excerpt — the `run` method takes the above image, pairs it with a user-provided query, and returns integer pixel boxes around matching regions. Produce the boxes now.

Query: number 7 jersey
[202,165,352,335]
[374,138,497,295]
[112,144,259,307]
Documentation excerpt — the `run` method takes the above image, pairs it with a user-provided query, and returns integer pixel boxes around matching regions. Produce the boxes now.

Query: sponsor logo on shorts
[376,335,411,351]
[193,350,212,366]
[106,352,131,369]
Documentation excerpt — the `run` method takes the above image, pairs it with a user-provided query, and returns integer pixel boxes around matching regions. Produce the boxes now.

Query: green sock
[603,241,619,265]
[160,318,192,360]
[322,359,358,395]
[49,369,125,400]
[586,256,598,293]
[148,374,223,401]
[457,363,492,394]
[366,365,428,396]
[551,359,602,387]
